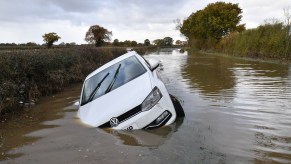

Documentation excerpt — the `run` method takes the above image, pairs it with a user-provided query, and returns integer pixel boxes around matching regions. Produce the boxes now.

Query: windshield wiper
[105,64,121,94]
[86,72,110,104]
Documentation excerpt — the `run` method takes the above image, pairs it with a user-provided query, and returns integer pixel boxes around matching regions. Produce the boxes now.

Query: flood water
[1,49,291,163]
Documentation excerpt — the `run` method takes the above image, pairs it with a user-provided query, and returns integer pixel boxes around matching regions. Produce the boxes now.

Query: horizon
[0,0,290,44]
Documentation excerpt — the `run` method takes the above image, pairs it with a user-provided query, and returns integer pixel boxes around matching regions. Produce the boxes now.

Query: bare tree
[173,18,182,30]
[283,7,291,57]
[284,7,291,27]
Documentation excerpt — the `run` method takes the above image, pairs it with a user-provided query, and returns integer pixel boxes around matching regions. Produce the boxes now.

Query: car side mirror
[74,101,80,107]
[148,59,160,71]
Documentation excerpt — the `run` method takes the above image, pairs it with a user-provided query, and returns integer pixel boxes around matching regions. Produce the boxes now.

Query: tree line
[178,2,291,60]
[0,25,186,49]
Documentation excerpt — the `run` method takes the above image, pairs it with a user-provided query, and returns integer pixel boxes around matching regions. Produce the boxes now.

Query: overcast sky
[0,0,290,44]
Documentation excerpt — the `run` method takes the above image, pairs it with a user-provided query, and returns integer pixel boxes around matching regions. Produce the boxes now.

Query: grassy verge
[0,46,127,116]
[199,51,291,65]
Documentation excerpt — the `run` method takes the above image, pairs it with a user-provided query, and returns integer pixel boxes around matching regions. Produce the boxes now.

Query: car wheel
[169,94,185,117]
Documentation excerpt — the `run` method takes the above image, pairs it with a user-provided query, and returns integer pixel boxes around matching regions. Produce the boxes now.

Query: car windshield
[81,55,147,106]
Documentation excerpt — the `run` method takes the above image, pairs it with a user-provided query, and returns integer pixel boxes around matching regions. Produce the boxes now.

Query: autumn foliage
[85,25,112,47]
[42,32,61,48]
[180,2,245,49]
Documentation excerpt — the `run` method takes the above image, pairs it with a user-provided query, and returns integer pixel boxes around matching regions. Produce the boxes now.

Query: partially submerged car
[78,51,184,130]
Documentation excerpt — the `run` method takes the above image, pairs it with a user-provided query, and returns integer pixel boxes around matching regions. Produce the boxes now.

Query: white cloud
[0,20,88,44]
[0,0,290,44]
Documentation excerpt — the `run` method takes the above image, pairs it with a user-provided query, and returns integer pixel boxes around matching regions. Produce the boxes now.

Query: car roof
[85,51,139,81]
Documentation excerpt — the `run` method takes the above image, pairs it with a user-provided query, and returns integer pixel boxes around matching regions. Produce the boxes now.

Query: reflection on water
[1,48,291,163]
[147,49,291,163]
[0,85,81,161]
[182,53,236,95]
[100,118,184,147]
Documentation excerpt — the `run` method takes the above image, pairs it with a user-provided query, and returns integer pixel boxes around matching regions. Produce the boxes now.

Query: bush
[0,46,127,115]
[132,46,157,55]
[218,22,291,60]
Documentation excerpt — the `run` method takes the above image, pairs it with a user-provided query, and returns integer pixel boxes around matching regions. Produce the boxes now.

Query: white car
[78,51,184,130]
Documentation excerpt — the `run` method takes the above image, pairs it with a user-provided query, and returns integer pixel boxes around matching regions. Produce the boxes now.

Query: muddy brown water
[1,49,291,163]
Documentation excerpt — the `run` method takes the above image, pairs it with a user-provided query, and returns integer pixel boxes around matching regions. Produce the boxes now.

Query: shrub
[218,22,291,60]
[0,46,127,115]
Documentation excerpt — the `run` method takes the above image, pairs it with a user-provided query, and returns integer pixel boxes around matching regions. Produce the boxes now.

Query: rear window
[81,55,147,106]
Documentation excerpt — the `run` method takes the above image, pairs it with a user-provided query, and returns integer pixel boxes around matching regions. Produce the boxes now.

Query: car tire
[169,94,185,117]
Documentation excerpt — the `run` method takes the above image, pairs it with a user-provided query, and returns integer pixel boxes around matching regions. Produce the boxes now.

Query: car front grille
[99,104,142,128]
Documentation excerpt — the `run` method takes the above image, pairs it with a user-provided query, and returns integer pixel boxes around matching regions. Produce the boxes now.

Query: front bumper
[99,102,175,130]
[143,110,172,129]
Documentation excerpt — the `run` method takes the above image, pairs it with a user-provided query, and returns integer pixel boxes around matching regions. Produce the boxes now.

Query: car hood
[78,72,152,127]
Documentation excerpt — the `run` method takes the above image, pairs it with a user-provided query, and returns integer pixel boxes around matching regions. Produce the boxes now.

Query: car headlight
[141,87,162,112]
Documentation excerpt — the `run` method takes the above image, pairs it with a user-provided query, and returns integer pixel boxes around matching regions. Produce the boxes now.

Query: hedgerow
[0,46,127,115]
